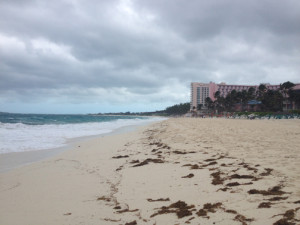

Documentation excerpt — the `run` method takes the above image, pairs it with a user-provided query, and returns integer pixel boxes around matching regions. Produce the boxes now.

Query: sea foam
[0,117,165,154]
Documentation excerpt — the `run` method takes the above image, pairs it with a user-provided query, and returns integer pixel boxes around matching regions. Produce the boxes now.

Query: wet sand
[1,118,300,224]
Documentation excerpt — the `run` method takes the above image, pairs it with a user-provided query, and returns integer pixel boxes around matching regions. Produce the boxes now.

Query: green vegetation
[205,81,300,113]
[165,103,190,115]
[136,102,190,116]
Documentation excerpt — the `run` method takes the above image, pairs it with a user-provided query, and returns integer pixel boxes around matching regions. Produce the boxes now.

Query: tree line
[165,102,190,115]
[204,81,300,112]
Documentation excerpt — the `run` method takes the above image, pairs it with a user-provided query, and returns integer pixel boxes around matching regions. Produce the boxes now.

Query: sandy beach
[1,118,300,225]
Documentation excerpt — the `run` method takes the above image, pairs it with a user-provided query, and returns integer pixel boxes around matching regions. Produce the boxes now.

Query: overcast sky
[1,0,299,114]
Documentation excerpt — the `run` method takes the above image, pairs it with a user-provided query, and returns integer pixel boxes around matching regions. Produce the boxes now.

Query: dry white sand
[1,118,300,225]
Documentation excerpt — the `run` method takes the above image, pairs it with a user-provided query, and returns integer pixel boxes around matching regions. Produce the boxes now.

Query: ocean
[0,113,165,154]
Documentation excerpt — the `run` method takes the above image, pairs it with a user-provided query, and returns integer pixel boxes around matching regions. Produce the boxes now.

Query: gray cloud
[0,0,299,113]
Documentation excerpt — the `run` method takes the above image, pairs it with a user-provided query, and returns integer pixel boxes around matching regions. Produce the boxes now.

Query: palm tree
[205,97,214,111]
[247,87,256,100]
[214,91,225,113]
[288,89,300,109]
[280,81,295,111]
[224,90,238,111]
[214,91,221,99]
[256,84,267,111]
[262,90,283,111]
[241,90,248,111]
[257,84,267,100]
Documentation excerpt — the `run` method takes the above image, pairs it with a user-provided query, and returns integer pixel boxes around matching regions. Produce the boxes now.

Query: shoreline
[0,118,166,173]
[1,118,300,224]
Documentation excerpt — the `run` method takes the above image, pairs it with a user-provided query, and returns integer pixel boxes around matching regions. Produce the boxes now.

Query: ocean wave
[0,117,166,154]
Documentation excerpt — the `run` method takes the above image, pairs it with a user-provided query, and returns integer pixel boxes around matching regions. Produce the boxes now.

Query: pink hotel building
[190,82,300,109]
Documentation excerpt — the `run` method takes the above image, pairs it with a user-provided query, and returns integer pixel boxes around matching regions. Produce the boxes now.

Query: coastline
[0,118,165,173]
[1,118,300,224]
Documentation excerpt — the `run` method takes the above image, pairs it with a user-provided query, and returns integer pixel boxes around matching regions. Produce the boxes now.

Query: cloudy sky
[1,0,299,114]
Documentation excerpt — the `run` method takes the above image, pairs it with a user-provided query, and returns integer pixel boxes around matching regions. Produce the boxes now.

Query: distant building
[190,82,300,110]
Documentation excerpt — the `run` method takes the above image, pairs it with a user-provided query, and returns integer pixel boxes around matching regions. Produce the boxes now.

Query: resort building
[190,81,299,110]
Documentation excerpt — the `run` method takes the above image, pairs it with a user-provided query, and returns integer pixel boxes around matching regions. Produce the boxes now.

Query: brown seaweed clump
[149,142,170,149]
[258,202,272,208]
[182,164,202,170]
[196,202,222,217]
[273,208,300,225]
[234,214,254,225]
[125,221,137,225]
[97,196,111,202]
[151,201,195,219]
[269,197,288,201]
[260,168,273,176]
[182,173,194,178]
[116,208,138,214]
[226,182,241,187]
[248,186,286,196]
[273,218,295,225]
[230,174,255,179]
[226,181,253,187]
[225,209,238,214]
[112,155,129,159]
[132,158,165,167]
[211,171,224,185]
[147,198,170,202]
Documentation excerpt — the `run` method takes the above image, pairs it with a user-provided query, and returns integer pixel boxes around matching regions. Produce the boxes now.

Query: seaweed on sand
[173,150,196,154]
[97,196,111,202]
[132,158,165,167]
[151,201,195,219]
[116,208,138,214]
[112,155,129,159]
[282,209,298,220]
[230,174,255,179]
[147,198,170,202]
[149,142,171,150]
[226,182,253,187]
[272,207,300,225]
[203,203,222,213]
[226,182,241,187]
[248,186,286,196]
[225,209,238,214]
[125,221,137,225]
[258,202,272,208]
[202,161,218,167]
[268,197,288,201]
[204,158,217,162]
[182,164,201,169]
[116,166,123,171]
[211,171,224,185]
[196,202,222,217]
[260,168,273,176]
[242,163,258,172]
[182,173,194,178]
[234,214,254,225]
[196,202,254,224]
[273,218,295,225]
